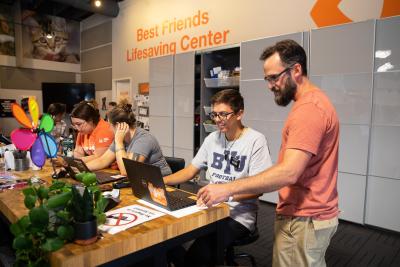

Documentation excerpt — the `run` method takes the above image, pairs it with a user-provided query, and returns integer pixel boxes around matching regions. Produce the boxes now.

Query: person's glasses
[209,111,235,121]
[71,121,86,129]
[264,65,294,85]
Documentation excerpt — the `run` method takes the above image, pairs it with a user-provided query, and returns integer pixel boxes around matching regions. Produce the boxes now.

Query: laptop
[123,158,196,211]
[63,157,126,184]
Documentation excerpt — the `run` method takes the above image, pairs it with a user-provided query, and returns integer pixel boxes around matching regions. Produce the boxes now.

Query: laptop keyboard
[95,171,125,184]
[167,190,196,211]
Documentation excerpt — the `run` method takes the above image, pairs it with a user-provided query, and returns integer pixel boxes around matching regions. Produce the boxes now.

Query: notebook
[123,158,196,211]
[63,157,126,184]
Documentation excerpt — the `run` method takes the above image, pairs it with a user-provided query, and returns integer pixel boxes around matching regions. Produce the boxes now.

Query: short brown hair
[210,89,244,113]
[70,100,100,125]
[260,39,308,76]
[47,103,66,116]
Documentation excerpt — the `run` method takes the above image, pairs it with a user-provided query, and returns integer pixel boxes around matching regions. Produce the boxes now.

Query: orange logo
[311,0,400,28]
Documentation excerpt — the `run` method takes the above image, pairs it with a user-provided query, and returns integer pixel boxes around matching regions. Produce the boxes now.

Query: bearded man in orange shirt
[198,39,339,267]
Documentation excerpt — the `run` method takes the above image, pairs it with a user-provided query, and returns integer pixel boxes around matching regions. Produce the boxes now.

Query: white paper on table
[99,204,165,235]
[137,199,212,218]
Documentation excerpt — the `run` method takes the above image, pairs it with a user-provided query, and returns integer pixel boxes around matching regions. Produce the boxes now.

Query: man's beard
[272,76,297,106]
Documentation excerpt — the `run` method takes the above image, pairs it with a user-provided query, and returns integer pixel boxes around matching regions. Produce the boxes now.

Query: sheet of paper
[99,204,165,235]
[137,199,206,218]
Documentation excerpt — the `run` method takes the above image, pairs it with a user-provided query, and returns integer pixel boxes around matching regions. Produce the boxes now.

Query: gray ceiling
[0,0,123,21]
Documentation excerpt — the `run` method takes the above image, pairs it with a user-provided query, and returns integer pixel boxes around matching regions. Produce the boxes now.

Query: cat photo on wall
[21,10,80,64]
[0,4,15,56]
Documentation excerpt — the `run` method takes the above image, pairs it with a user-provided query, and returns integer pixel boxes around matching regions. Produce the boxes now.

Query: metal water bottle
[61,134,74,157]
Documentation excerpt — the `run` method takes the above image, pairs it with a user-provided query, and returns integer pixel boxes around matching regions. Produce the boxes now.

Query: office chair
[165,156,185,189]
[226,213,259,267]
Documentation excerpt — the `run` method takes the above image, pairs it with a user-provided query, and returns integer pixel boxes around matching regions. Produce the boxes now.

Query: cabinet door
[149,55,174,151]
[173,52,195,163]
[337,173,366,224]
[365,176,400,232]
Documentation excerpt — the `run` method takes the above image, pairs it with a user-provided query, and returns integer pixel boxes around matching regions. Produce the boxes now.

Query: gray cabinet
[149,55,174,156]
[173,52,195,166]
[149,52,195,164]
[240,32,307,204]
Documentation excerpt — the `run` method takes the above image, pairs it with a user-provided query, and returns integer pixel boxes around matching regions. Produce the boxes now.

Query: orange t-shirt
[276,88,339,220]
[76,119,114,156]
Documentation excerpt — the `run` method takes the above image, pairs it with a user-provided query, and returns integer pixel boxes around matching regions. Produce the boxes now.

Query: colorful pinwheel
[10,97,58,167]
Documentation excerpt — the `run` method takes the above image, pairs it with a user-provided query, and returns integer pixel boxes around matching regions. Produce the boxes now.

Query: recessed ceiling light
[94,0,102,7]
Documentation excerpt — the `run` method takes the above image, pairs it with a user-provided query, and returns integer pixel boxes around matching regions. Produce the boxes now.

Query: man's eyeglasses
[209,111,235,121]
[264,65,294,85]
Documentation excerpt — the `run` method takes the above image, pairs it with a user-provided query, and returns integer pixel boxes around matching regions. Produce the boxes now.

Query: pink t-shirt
[276,88,339,220]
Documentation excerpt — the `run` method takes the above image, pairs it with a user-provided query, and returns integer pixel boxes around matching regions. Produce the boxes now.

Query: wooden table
[0,165,230,267]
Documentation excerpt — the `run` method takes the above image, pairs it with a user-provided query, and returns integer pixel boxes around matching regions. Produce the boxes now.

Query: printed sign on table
[99,204,165,235]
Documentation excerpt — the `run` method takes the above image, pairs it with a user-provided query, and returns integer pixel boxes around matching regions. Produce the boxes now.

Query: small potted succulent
[69,172,108,245]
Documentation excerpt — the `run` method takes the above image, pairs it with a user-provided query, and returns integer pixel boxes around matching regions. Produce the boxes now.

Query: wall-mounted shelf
[204,76,239,88]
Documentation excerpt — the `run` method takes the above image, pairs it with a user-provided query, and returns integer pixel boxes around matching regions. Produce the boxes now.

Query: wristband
[228,196,234,202]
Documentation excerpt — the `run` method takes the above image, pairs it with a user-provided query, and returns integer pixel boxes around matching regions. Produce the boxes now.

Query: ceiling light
[94,0,102,7]
[46,32,53,39]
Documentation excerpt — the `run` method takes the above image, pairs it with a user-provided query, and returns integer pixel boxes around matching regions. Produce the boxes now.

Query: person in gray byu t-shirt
[192,127,271,231]
[86,101,171,176]
[164,89,272,267]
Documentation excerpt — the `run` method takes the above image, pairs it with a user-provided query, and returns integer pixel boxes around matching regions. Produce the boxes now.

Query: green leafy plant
[10,173,109,266]
[10,180,74,267]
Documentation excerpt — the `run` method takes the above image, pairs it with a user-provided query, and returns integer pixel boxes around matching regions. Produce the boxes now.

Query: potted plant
[10,173,109,265]
[10,180,74,267]
[69,172,108,245]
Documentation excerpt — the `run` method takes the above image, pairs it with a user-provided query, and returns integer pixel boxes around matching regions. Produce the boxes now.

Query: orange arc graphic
[311,0,400,28]
[381,0,400,18]
[310,0,352,28]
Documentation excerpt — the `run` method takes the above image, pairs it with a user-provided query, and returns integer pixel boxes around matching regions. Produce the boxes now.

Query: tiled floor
[182,182,400,267]
[226,201,400,267]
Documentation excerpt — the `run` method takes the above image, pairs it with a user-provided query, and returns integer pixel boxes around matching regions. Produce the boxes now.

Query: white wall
[112,0,386,90]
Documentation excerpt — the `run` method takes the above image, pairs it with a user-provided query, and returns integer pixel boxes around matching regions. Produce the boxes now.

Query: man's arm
[164,164,200,185]
[197,148,312,206]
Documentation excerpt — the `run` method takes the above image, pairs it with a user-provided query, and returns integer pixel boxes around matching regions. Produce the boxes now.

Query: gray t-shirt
[110,127,171,176]
[192,128,272,231]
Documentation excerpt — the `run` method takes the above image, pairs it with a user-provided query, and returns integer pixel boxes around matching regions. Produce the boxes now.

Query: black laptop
[122,158,196,211]
[63,157,126,184]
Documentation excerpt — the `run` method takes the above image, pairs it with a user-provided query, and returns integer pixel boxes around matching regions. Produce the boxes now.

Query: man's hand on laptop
[196,197,207,209]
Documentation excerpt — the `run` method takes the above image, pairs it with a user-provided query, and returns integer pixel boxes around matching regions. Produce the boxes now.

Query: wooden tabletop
[0,164,230,267]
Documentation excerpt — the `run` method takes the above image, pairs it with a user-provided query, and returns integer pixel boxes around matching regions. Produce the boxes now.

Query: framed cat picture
[21,10,80,64]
